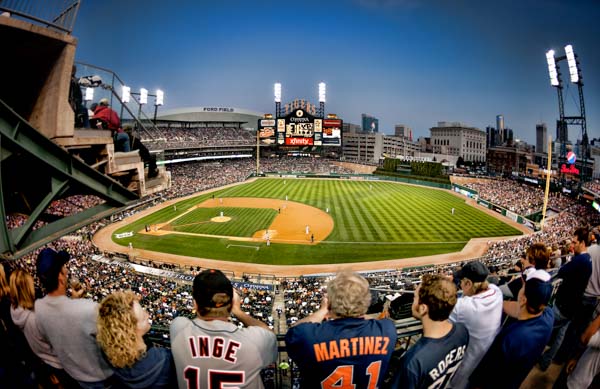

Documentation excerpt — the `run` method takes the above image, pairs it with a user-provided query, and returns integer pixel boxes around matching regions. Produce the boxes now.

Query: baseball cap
[36,248,70,282]
[99,98,109,106]
[193,269,233,308]
[456,261,489,283]
[524,269,553,309]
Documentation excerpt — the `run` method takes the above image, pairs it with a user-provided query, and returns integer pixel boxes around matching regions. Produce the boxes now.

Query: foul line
[227,244,260,251]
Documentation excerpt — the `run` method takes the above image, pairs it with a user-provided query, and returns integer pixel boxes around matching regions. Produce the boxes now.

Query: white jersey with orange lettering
[170,317,277,389]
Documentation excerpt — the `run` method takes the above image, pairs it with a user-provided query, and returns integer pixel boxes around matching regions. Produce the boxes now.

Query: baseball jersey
[285,317,397,389]
[170,317,277,389]
[392,322,469,389]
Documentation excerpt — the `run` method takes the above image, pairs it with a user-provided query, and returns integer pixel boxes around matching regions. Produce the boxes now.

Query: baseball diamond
[96,178,525,271]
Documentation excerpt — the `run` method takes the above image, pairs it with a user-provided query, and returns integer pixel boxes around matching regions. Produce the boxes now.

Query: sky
[73,0,599,144]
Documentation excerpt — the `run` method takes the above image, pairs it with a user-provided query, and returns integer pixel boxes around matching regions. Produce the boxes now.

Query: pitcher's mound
[211,216,231,223]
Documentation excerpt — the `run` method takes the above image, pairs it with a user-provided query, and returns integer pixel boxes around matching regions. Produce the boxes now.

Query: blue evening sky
[73,0,599,144]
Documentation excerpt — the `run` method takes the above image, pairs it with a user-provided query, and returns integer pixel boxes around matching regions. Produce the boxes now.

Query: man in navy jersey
[285,272,397,389]
[392,274,469,389]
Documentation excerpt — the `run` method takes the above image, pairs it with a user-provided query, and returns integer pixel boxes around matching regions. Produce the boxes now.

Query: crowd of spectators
[141,126,255,151]
[463,179,572,216]
[584,179,600,195]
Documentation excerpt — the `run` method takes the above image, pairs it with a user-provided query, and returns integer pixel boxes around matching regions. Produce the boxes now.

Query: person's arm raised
[230,290,272,331]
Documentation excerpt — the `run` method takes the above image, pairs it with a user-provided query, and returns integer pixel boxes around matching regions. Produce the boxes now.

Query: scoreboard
[258,108,342,147]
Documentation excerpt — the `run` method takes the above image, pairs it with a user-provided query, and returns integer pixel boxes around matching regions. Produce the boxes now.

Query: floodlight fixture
[545,50,560,87]
[155,89,164,106]
[122,86,131,103]
[84,87,94,102]
[564,44,579,84]
[274,83,282,103]
[140,88,148,104]
[319,82,326,103]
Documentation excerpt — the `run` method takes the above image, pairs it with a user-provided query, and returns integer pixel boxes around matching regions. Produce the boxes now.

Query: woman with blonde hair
[1,265,41,387]
[97,290,174,388]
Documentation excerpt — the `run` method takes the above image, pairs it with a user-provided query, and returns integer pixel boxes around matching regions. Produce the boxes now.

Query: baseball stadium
[1,2,599,389]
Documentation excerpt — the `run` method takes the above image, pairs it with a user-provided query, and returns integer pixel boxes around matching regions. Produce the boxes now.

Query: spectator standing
[565,313,600,389]
[34,248,114,388]
[10,268,78,388]
[539,227,592,371]
[1,264,38,388]
[470,270,554,389]
[448,261,503,389]
[97,290,175,388]
[391,274,469,389]
[285,272,397,389]
[170,269,277,389]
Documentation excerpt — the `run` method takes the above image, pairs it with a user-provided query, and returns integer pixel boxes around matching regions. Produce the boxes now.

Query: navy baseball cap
[524,269,553,309]
[36,248,70,282]
[193,269,233,308]
[456,261,489,283]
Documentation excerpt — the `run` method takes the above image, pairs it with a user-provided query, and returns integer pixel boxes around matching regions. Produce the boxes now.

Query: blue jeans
[539,303,570,370]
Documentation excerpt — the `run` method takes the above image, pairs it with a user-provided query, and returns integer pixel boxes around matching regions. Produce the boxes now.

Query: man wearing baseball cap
[447,261,503,389]
[470,269,554,389]
[170,269,277,389]
[34,248,114,388]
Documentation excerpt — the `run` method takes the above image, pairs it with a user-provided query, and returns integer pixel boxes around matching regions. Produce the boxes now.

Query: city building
[343,133,423,164]
[361,114,379,133]
[536,123,548,154]
[342,122,362,134]
[486,146,531,176]
[429,122,486,163]
[394,124,413,140]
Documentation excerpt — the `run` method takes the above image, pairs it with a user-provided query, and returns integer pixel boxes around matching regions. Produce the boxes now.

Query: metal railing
[0,0,80,34]
[74,61,158,140]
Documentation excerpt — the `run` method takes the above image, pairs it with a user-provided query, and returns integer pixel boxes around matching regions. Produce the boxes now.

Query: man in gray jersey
[170,269,277,389]
[35,248,114,388]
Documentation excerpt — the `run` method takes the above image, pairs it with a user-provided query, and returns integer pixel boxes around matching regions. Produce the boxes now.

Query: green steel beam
[0,99,139,259]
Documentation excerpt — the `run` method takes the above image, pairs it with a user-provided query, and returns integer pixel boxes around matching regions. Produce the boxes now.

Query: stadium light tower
[274,82,282,117]
[545,44,589,184]
[564,45,580,84]
[318,82,326,118]
[154,89,164,123]
[84,87,94,105]
[121,86,131,103]
[136,88,148,123]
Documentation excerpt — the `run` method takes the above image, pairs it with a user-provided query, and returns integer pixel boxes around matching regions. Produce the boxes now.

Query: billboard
[322,119,342,146]
[257,118,276,144]
[362,114,379,133]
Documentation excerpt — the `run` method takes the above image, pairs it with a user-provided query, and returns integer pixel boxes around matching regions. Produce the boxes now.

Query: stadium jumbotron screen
[258,108,342,147]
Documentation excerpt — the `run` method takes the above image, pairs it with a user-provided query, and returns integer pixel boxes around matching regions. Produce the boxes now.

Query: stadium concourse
[3,157,600,388]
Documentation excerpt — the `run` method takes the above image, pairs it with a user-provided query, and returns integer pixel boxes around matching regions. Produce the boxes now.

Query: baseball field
[105,178,523,266]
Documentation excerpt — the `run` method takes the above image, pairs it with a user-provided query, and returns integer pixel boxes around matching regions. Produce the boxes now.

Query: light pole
[318,82,326,117]
[154,89,164,123]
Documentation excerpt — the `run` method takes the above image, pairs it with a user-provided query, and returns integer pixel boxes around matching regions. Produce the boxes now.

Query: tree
[456,156,464,167]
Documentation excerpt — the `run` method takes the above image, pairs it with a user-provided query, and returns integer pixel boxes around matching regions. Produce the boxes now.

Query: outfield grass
[112,178,522,265]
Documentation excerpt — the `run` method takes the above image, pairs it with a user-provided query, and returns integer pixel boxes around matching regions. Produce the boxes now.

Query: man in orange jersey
[285,272,397,389]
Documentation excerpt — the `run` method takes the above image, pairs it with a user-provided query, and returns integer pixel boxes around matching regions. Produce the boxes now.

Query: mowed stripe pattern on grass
[213,179,520,242]
[171,207,277,237]
[112,178,522,264]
